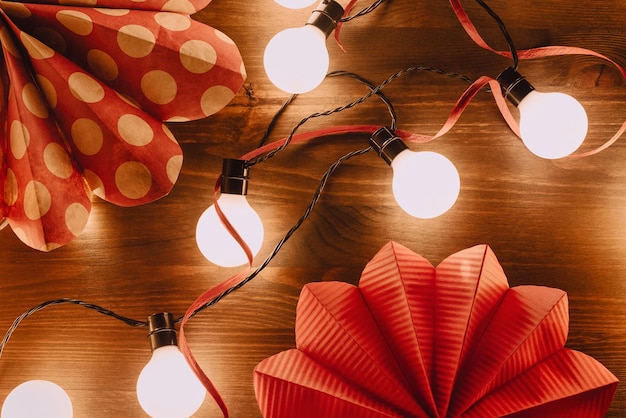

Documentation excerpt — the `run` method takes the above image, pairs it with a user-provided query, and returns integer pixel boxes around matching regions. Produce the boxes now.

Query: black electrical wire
[257,94,297,149]
[0,298,148,358]
[182,67,485,317]
[256,70,396,148]
[327,70,398,131]
[248,64,482,166]
[340,0,388,22]
[473,0,519,70]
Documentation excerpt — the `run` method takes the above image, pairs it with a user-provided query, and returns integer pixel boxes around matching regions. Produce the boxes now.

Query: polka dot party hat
[0,0,246,251]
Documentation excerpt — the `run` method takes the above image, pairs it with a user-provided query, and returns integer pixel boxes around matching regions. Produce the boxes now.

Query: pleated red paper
[254,242,618,417]
[0,0,245,250]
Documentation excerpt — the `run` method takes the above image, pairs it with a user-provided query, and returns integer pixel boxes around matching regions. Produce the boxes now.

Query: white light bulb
[517,90,588,159]
[274,0,318,9]
[264,25,329,94]
[196,193,264,267]
[136,345,206,418]
[390,150,460,219]
[2,380,73,418]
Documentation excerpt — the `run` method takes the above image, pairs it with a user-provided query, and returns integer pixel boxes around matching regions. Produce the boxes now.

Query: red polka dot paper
[11,0,213,14]
[0,0,245,251]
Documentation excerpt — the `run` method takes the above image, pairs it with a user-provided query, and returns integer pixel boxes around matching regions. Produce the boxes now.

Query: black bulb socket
[497,67,536,107]
[369,126,409,166]
[306,0,345,38]
[220,159,249,196]
[147,312,178,351]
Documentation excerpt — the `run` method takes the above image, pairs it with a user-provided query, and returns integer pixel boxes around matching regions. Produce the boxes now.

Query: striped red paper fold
[0,0,245,250]
[254,242,618,417]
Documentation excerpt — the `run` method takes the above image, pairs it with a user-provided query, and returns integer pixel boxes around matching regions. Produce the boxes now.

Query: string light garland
[188,0,626,413]
[1,0,625,416]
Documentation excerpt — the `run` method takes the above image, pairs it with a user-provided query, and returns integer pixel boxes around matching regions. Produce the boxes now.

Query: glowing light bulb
[136,313,206,418]
[196,194,264,267]
[2,380,73,418]
[264,0,344,93]
[498,67,588,159]
[391,150,460,218]
[517,91,588,159]
[370,127,460,219]
[264,26,328,94]
[274,0,317,9]
[196,159,264,267]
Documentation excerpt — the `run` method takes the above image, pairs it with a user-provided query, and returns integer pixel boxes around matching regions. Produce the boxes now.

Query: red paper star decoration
[254,242,618,417]
[0,0,245,251]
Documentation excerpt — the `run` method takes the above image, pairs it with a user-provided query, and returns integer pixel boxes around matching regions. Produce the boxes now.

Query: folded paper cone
[254,242,618,417]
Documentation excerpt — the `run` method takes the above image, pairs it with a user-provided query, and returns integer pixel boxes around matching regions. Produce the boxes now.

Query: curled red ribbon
[448,0,626,158]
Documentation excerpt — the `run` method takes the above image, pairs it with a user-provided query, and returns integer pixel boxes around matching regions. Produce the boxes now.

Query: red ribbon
[212,175,255,267]
[334,0,359,51]
[178,269,251,418]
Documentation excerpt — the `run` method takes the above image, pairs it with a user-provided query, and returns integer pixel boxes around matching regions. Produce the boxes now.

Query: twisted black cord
[340,0,388,22]
[327,70,398,131]
[182,146,373,321]
[248,64,480,166]
[256,70,396,148]
[473,0,519,70]
[257,94,297,149]
[247,67,408,166]
[0,298,147,358]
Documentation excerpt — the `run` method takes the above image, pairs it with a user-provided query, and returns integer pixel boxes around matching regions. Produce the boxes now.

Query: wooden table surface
[1,0,626,416]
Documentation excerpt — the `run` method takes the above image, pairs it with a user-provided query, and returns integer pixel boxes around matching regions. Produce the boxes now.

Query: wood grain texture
[1,0,626,416]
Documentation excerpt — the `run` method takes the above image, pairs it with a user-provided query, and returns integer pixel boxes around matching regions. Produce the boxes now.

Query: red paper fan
[254,242,618,417]
[0,0,245,250]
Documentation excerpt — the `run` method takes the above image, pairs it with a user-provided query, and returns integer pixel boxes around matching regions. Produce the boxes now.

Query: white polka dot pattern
[14,0,213,14]
[10,5,246,121]
[26,33,184,206]
[1,21,92,251]
[0,0,245,250]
